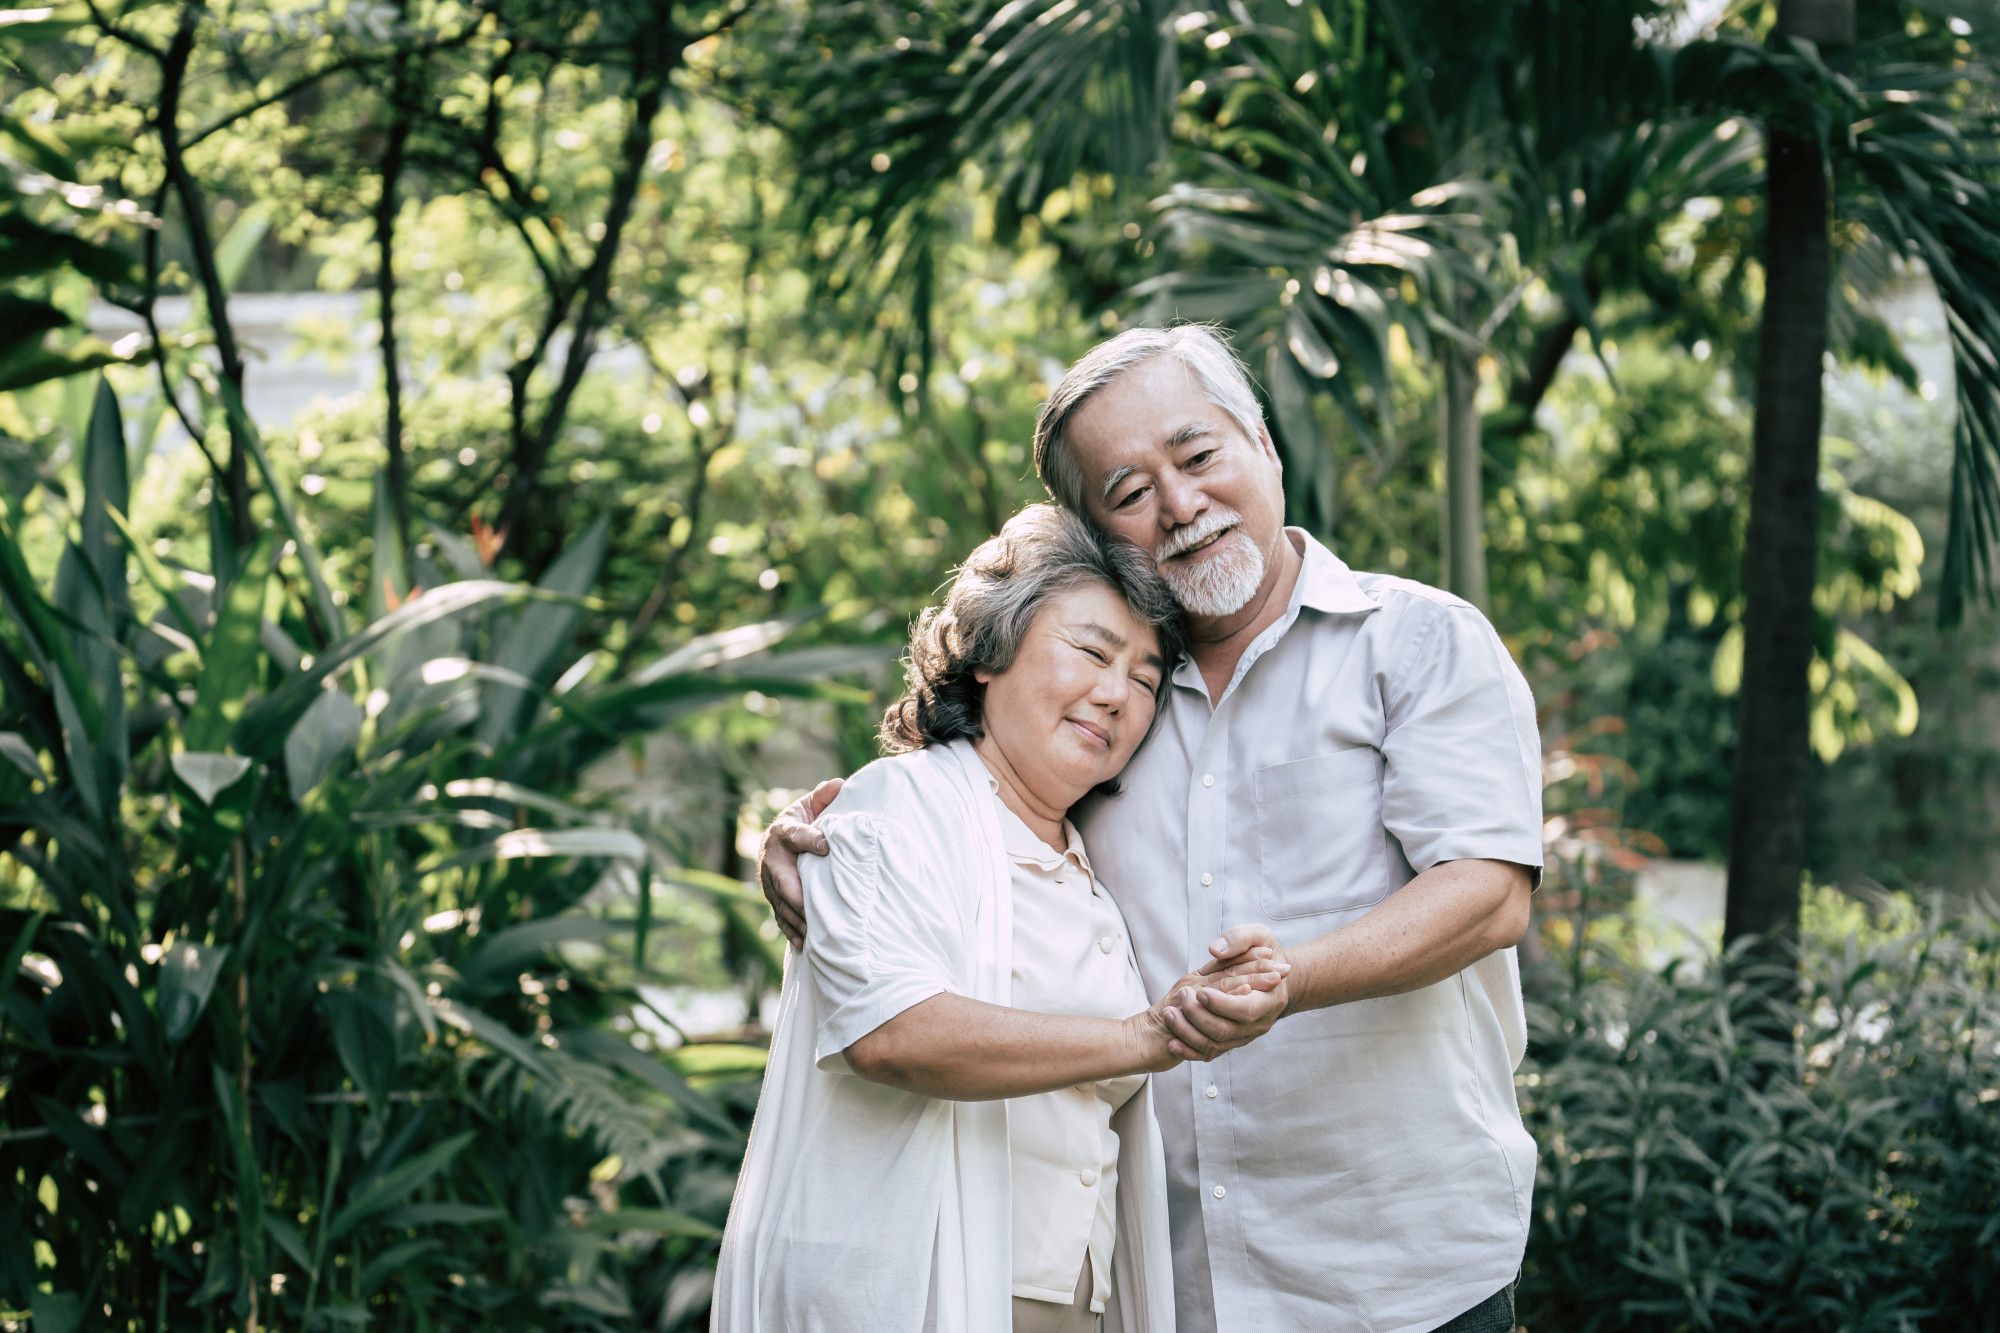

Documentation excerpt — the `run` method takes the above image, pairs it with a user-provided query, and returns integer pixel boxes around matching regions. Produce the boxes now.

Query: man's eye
[1114,486,1150,510]
[1188,449,1216,468]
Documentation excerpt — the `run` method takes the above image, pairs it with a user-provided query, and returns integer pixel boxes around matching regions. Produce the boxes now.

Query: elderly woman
[712,506,1285,1333]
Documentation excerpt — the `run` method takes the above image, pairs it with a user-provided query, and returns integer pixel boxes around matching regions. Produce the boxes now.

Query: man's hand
[757,779,842,948]
[1163,925,1293,1061]
[1158,928,1292,1061]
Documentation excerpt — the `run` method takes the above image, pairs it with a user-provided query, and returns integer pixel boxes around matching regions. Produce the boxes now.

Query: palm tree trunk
[1440,341,1489,610]
[1722,0,1850,976]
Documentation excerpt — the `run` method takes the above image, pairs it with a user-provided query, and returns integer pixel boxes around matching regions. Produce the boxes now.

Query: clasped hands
[760,780,1292,1069]
[1137,925,1293,1065]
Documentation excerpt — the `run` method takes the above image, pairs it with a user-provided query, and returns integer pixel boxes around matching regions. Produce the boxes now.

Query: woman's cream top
[996,801,1151,1316]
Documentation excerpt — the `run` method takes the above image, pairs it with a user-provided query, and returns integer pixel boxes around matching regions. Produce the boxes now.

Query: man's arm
[1170,858,1532,1057]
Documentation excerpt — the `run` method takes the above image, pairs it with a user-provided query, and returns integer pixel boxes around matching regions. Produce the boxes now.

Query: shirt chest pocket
[1253,747,1391,920]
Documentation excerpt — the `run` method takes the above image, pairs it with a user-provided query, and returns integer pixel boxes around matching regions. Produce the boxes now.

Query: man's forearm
[1285,859,1532,1013]
[845,994,1169,1100]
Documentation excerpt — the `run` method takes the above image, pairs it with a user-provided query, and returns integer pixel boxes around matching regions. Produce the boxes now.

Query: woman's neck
[970,735,1072,854]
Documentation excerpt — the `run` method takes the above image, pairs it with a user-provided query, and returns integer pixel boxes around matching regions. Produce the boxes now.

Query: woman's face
[976,581,1168,801]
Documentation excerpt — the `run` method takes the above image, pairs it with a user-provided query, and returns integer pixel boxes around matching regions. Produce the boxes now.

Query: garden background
[2,0,1998,1328]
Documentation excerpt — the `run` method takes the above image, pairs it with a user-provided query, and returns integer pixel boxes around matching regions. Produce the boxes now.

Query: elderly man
[762,325,1543,1332]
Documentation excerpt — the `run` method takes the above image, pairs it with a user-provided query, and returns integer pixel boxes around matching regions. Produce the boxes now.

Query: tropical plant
[1521,887,2000,1329]
[772,0,2000,985]
[0,380,861,1328]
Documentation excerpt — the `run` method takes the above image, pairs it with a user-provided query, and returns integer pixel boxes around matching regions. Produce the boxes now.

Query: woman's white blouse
[996,802,1150,1315]
[710,741,1177,1333]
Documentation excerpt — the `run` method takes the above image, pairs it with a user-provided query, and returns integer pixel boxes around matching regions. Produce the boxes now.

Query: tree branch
[156,6,255,548]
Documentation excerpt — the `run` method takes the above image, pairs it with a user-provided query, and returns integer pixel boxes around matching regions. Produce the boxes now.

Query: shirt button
[1097,935,1115,954]
[1201,773,1215,788]
[1205,1084,1218,1099]
[1080,1169,1099,1187]
[1212,1184,1227,1200]
[1200,872,1213,887]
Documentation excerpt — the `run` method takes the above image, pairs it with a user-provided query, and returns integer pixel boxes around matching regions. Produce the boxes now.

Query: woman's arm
[844,955,1288,1100]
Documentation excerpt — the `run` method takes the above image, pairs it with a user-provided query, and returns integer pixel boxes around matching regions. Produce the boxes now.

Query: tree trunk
[374,2,415,552]
[1722,0,1848,977]
[1440,341,1488,610]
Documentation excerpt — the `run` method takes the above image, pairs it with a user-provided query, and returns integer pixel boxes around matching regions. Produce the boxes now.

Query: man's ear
[1257,422,1283,476]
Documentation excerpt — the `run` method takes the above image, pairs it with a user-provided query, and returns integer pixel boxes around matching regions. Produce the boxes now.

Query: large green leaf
[475,515,609,750]
[233,579,548,758]
[420,826,646,876]
[183,531,277,753]
[328,1132,476,1242]
[212,378,344,644]
[282,687,364,801]
[156,939,228,1043]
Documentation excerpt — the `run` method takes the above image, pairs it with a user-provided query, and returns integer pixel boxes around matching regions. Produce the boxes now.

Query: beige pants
[1011,1260,1100,1333]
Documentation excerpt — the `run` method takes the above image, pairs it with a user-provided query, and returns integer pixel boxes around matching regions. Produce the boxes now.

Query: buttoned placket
[1177,600,1309,1320]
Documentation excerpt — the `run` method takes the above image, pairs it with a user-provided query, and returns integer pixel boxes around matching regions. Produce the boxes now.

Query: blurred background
[2,1,1997,1328]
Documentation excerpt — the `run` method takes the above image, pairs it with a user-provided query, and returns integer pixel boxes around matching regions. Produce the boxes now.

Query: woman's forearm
[844,994,1173,1100]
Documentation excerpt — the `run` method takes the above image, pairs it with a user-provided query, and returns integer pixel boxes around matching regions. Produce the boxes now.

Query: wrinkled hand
[757,779,842,948]
[1162,925,1293,1061]
[1157,935,1292,1062]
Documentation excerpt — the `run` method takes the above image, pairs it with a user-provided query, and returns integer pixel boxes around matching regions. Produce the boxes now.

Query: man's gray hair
[880,504,1185,772]
[1032,324,1266,513]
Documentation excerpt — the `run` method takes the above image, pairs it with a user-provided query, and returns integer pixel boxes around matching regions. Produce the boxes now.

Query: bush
[1521,897,2000,1331]
[0,382,848,1329]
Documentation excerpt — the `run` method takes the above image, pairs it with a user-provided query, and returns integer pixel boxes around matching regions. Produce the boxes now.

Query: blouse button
[1200,872,1213,887]
[1212,1184,1227,1200]
[1080,1169,1099,1187]
[1201,773,1215,788]
[1097,935,1115,954]
[1205,1084,1219,1099]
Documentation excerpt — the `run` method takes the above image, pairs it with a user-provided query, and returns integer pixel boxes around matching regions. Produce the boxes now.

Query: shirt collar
[984,771,1092,873]
[1168,529,1378,695]
[1289,528,1382,617]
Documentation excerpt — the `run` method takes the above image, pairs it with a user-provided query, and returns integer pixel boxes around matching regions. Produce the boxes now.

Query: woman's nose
[1089,670,1130,710]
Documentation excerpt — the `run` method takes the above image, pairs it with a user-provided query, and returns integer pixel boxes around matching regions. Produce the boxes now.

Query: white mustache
[1156,510,1243,560]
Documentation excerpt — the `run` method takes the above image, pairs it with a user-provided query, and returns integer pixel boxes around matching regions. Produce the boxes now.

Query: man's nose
[1157,473,1205,530]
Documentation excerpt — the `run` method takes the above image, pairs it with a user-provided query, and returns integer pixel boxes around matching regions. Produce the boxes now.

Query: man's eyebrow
[1073,621,1168,672]
[1098,422,1217,503]
[1099,465,1137,504]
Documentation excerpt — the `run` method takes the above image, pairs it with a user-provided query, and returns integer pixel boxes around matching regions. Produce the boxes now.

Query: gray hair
[880,504,1185,770]
[1032,324,1266,513]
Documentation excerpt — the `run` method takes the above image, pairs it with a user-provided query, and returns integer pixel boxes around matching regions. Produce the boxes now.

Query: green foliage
[1520,894,2000,1329]
[0,380,880,1328]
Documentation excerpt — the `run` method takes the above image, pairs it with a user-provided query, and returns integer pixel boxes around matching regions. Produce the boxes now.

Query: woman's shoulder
[824,744,973,826]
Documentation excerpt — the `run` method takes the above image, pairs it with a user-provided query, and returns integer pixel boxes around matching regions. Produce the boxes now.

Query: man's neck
[1186,530,1304,705]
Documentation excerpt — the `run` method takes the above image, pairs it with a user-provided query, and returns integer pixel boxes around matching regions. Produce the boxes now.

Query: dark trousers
[1431,1278,1517,1333]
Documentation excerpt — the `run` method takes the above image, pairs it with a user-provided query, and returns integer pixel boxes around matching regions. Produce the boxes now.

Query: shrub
[0,382,848,1329]
[1521,899,2000,1331]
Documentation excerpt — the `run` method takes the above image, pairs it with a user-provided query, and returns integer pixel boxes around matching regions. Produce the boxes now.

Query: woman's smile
[1066,717,1111,749]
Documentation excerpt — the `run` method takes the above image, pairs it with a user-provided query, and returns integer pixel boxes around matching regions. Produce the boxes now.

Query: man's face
[1062,355,1288,620]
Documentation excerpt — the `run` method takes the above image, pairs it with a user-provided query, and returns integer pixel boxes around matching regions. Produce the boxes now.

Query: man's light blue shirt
[1076,529,1545,1333]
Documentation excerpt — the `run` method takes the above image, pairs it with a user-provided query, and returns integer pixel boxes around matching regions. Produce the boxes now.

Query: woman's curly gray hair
[880,504,1185,762]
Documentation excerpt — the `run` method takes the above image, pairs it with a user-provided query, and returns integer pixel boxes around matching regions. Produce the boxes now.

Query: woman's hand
[1127,949,1290,1070]
[1161,926,1293,1061]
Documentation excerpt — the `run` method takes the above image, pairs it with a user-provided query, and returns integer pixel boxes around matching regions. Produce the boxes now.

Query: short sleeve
[804,811,966,1071]
[1380,602,1545,882]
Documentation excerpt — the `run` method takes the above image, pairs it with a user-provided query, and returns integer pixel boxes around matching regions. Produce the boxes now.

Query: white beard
[1158,525,1266,618]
